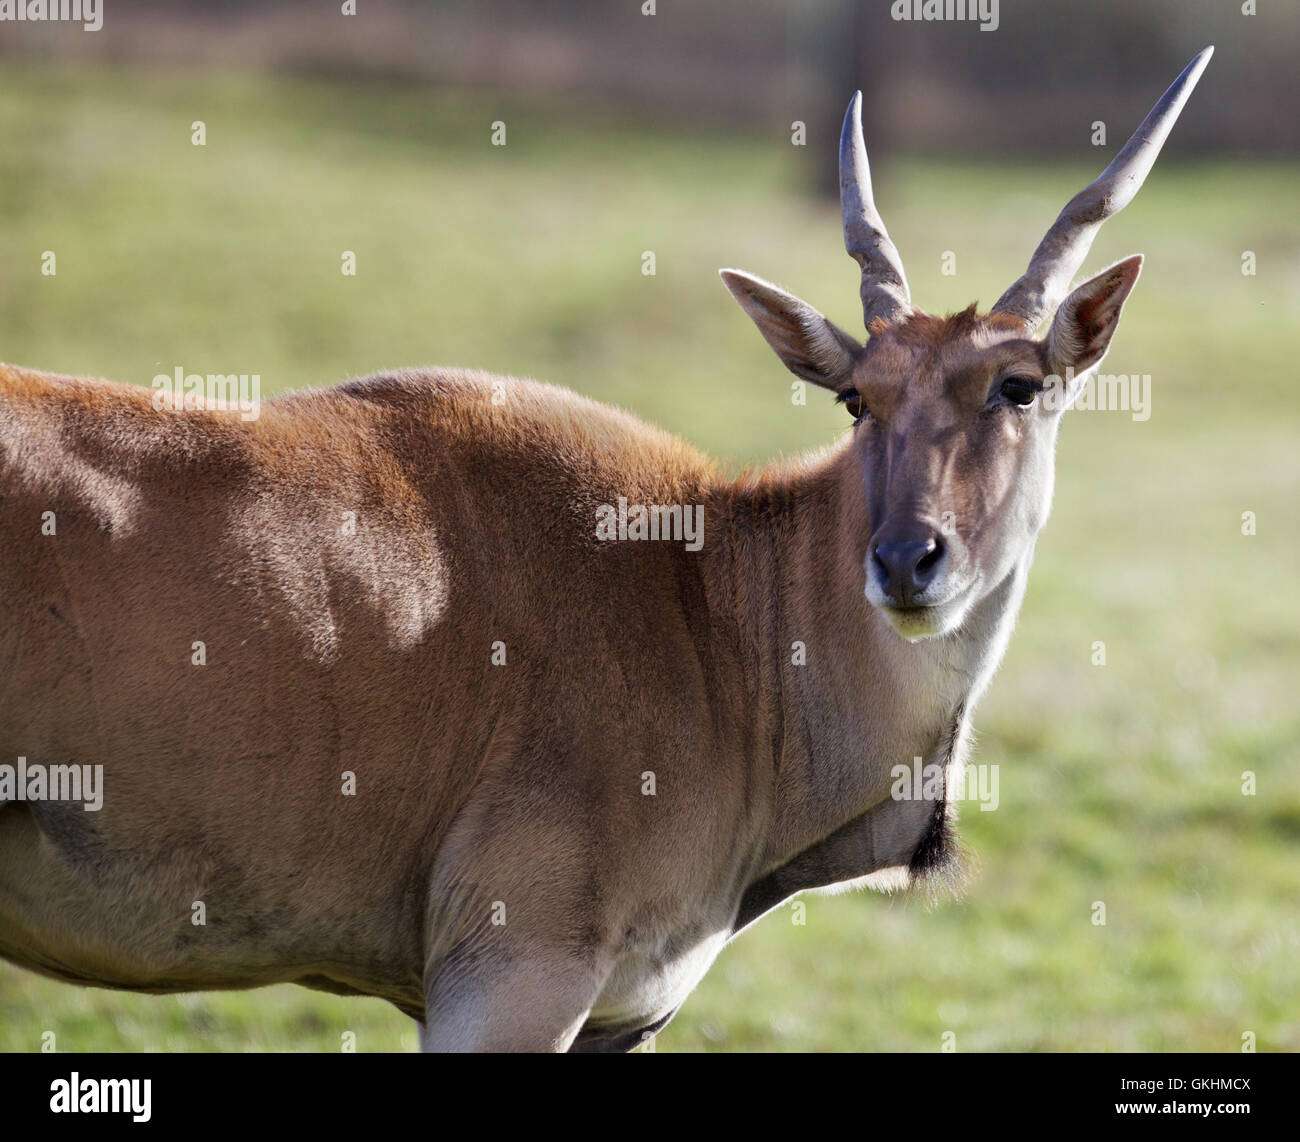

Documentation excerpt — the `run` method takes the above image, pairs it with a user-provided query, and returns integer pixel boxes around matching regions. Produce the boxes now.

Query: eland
[0,48,1212,1051]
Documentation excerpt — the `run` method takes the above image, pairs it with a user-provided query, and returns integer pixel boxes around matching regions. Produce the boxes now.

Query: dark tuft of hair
[903,704,974,904]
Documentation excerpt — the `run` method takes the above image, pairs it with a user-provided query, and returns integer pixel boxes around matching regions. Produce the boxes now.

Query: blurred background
[0,0,1297,1051]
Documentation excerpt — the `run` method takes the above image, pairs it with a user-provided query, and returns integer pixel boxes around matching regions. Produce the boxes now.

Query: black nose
[872,534,945,605]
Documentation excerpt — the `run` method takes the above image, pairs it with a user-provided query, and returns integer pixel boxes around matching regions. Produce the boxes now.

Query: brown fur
[1,48,1205,1049]
[0,257,1138,1051]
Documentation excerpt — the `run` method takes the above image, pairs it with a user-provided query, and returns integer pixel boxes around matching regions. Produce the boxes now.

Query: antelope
[0,49,1211,1052]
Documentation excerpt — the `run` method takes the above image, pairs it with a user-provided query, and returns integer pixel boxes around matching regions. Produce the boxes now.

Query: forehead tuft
[864,306,1033,366]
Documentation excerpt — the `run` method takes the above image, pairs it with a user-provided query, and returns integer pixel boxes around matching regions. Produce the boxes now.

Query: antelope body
[0,50,1211,1051]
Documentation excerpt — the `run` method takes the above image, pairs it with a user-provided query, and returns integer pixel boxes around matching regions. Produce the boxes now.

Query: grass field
[0,65,1297,1052]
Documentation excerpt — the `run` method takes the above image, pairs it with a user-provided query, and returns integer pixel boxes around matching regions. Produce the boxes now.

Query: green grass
[1,65,1297,1052]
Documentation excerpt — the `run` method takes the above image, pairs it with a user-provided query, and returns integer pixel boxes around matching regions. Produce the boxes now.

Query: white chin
[874,602,961,641]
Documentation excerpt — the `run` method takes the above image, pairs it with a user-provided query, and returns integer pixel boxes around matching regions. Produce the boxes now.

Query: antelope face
[841,269,1137,640]
[722,48,1209,641]
[722,259,1140,641]
[847,310,1061,638]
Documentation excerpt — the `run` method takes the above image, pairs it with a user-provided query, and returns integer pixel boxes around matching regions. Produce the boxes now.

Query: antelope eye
[999,376,1041,406]
[836,389,870,422]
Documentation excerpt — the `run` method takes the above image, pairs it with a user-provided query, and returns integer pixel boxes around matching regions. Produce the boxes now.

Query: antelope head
[722,48,1211,641]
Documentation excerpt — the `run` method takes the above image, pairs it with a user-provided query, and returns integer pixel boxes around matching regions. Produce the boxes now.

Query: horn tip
[842,91,863,128]
[840,91,865,164]
[719,267,763,297]
[1186,45,1214,79]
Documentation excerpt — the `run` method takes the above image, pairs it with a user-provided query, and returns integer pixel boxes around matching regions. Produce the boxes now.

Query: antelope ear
[720,269,861,390]
[1047,255,1143,375]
